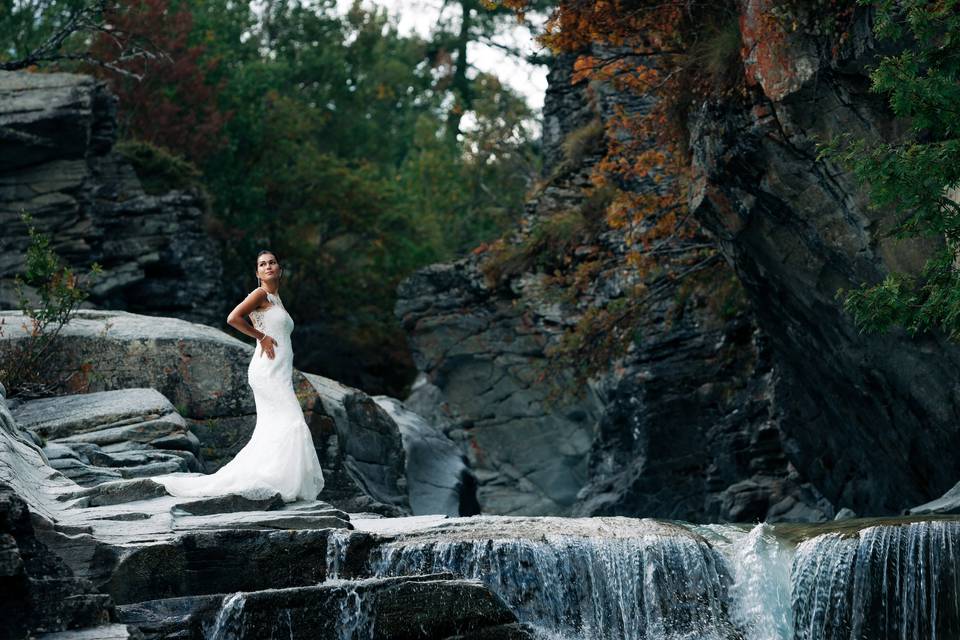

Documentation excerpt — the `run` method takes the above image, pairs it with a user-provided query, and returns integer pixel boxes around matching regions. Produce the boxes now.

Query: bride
[153,250,325,503]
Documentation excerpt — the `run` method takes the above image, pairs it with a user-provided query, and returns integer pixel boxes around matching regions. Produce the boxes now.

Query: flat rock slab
[201,574,528,640]
[34,624,141,640]
[12,389,179,439]
[171,492,285,516]
[116,594,223,640]
[909,480,960,515]
[59,478,169,507]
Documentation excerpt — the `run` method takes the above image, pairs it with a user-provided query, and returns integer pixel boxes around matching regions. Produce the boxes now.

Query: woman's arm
[226,288,277,358]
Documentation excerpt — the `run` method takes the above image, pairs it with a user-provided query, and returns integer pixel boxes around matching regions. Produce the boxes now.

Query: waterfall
[694,523,794,640]
[207,592,246,640]
[339,520,741,640]
[792,520,960,640]
[206,516,960,640]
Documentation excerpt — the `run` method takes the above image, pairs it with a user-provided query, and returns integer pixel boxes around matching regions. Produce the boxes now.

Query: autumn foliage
[482,0,750,384]
[88,0,229,162]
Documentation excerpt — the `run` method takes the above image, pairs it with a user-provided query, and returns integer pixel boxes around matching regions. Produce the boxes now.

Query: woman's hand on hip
[259,335,278,359]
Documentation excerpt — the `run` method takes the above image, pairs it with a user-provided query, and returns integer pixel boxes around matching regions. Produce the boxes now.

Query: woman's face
[256,253,280,283]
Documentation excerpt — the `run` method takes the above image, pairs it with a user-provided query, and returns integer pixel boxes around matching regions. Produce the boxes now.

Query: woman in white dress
[153,250,325,502]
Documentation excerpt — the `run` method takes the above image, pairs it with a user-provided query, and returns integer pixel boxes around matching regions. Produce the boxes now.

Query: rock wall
[0,71,225,325]
[402,4,960,521]
[397,52,826,521]
[689,3,960,516]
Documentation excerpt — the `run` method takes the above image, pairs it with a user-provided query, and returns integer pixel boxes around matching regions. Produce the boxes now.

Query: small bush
[0,213,101,398]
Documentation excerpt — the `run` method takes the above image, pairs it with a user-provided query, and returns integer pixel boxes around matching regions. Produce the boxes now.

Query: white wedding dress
[153,290,325,503]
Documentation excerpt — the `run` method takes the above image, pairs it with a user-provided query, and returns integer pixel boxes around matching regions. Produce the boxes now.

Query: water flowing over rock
[0,70,225,325]
[792,521,960,639]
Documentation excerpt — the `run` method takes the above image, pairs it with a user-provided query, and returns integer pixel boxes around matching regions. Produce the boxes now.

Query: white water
[207,592,246,640]
[208,517,960,640]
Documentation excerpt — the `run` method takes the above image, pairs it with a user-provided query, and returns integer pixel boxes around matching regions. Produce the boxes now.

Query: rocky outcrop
[0,70,224,325]
[0,382,532,639]
[0,309,410,516]
[375,393,474,516]
[397,52,825,522]
[12,389,199,486]
[689,5,960,516]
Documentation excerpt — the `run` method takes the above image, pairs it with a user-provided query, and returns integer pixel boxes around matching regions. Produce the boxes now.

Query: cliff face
[0,71,225,325]
[397,52,828,521]
[400,5,960,521]
[690,3,960,515]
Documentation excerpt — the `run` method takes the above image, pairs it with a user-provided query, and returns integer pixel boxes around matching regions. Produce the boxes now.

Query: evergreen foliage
[2,0,542,391]
[0,214,101,398]
[823,0,960,338]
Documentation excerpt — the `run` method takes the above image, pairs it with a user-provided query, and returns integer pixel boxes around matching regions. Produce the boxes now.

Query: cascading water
[792,520,960,640]
[205,516,960,640]
[207,592,246,640]
[693,523,794,640]
[331,517,742,640]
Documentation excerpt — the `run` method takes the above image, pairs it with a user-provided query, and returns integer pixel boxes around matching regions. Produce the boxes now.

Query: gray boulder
[374,394,471,516]
[13,389,199,486]
[0,310,410,515]
[908,481,960,516]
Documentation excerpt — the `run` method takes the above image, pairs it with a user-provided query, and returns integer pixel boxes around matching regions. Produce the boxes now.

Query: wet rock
[115,594,223,640]
[206,574,523,640]
[908,481,960,516]
[31,624,142,639]
[834,508,858,521]
[102,529,333,605]
[444,624,538,640]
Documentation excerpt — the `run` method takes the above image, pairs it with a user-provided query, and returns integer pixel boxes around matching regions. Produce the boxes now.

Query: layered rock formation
[0,382,535,639]
[397,52,826,522]
[0,71,225,325]
[0,309,412,517]
[398,6,960,522]
[688,5,960,515]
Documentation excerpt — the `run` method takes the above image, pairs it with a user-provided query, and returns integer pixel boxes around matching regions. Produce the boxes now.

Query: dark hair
[255,250,282,282]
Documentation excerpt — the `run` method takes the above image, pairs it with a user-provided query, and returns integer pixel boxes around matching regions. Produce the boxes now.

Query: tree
[426,0,551,140]
[825,0,960,338]
[0,214,101,398]
[0,0,156,74]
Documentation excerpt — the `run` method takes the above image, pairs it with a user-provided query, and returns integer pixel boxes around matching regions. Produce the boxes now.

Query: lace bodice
[249,289,293,339]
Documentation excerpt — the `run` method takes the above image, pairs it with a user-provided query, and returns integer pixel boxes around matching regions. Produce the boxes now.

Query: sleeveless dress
[153,289,325,503]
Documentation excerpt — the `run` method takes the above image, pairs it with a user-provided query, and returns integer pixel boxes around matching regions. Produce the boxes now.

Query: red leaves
[89,0,230,162]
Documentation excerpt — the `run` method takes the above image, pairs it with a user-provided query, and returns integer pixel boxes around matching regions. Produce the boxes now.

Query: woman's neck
[261,282,279,294]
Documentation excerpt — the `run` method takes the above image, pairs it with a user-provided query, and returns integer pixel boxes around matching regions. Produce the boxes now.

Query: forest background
[1,0,548,395]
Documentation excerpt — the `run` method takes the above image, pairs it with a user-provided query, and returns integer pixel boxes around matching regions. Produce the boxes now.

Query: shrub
[0,214,101,398]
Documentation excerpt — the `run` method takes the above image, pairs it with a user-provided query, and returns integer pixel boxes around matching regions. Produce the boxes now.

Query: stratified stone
[170,493,284,516]
[689,6,960,516]
[0,70,225,325]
